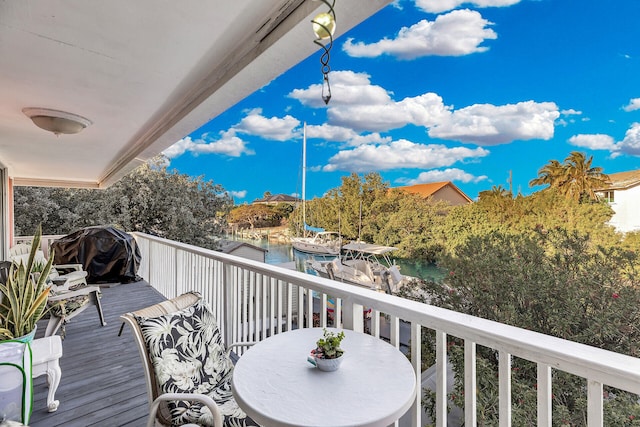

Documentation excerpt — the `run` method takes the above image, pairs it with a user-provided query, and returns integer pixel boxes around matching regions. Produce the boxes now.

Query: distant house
[217,240,267,263]
[596,169,640,233]
[393,181,472,206]
[252,194,301,206]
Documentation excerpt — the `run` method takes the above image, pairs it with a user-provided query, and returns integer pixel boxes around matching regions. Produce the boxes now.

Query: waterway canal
[236,238,444,281]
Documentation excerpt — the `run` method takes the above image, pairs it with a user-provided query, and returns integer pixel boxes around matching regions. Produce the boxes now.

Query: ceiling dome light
[22,108,92,136]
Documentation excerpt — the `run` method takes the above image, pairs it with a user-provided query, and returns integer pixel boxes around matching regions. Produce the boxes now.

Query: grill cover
[52,226,141,283]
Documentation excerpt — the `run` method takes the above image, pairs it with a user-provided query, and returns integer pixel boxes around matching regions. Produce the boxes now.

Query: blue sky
[164,0,640,203]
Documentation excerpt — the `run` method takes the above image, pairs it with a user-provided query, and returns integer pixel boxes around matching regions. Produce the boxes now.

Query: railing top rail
[132,231,640,395]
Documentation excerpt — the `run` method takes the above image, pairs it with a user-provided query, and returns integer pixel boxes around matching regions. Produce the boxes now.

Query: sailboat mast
[302,122,307,232]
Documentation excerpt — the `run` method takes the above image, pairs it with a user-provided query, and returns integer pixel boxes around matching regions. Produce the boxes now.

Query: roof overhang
[0,0,390,188]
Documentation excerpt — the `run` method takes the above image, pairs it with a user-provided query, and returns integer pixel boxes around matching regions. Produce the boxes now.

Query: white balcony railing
[131,232,640,427]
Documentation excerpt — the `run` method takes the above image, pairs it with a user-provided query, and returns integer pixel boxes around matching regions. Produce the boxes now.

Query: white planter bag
[0,340,33,424]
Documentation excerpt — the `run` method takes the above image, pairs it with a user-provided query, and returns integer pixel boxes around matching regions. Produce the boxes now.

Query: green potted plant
[308,328,345,371]
[0,226,54,342]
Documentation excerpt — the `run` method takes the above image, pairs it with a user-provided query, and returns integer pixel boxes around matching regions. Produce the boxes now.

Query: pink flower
[612,292,620,299]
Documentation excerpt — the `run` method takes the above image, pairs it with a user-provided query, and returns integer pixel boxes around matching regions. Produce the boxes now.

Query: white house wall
[609,185,640,232]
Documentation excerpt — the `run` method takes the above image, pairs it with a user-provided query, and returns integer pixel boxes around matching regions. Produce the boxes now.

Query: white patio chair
[9,243,87,287]
[120,292,259,427]
[9,243,106,337]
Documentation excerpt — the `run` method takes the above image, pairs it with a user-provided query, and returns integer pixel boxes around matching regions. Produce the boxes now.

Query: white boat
[292,231,342,255]
[307,242,408,293]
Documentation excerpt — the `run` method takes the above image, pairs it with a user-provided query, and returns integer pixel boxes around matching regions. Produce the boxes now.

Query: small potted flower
[308,328,345,372]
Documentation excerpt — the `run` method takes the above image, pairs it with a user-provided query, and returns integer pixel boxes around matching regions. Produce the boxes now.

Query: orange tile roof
[393,181,472,202]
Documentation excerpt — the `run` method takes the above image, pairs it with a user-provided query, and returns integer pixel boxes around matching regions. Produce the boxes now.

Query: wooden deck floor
[30,280,166,427]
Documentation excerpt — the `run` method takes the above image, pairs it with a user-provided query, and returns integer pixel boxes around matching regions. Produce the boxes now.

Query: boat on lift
[307,242,409,294]
[292,231,342,255]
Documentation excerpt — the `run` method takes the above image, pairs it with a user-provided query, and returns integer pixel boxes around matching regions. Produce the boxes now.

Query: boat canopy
[304,223,325,233]
[342,243,398,255]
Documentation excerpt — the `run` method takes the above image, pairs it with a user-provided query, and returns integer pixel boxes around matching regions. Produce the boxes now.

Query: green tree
[104,159,231,248]
[438,188,616,254]
[369,190,449,260]
[14,156,232,250]
[292,173,389,241]
[13,187,61,236]
[228,204,280,229]
[399,228,640,426]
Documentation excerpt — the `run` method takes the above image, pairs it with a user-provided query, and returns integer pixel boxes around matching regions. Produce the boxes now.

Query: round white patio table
[232,327,416,427]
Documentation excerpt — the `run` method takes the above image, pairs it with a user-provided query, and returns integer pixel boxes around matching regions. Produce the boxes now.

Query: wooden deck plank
[29,280,165,427]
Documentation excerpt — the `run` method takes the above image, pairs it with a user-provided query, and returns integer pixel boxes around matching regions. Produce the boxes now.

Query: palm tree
[479,185,512,201]
[562,151,610,202]
[529,159,566,189]
[529,152,610,202]
[478,185,513,210]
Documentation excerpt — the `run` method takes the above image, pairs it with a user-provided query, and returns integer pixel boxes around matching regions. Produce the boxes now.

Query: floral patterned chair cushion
[134,299,259,427]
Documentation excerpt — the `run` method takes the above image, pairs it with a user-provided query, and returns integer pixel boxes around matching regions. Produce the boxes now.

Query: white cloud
[348,133,392,147]
[322,139,489,172]
[162,138,193,158]
[228,190,247,199]
[564,124,640,159]
[343,9,497,60]
[614,122,640,156]
[306,124,357,142]
[289,70,391,108]
[569,124,640,157]
[398,168,488,184]
[557,110,583,127]
[568,134,616,150]
[329,92,451,132]
[291,71,559,145]
[234,110,300,141]
[415,0,521,14]
[306,123,391,146]
[623,98,640,112]
[429,101,559,145]
[163,132,254,159]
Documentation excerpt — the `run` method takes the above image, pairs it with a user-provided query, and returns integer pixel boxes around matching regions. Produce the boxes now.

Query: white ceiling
[0,0,389,188]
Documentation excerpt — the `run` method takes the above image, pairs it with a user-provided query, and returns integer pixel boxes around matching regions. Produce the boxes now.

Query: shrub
[400,227,640,426]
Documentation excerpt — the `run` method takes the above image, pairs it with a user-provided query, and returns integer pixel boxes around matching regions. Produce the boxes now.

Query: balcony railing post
[465,341,477,427]
[499,351,512,427]
[587,380,603,427]
[409,323,422,427]
[223,262,233,345]
[175,248,181,298]
[342,300,364,332]
[435,330,447,427]
[537,363,552,427]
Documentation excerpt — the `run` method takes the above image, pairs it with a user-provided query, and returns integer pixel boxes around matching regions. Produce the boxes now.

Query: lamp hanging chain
[313,30,333,104]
